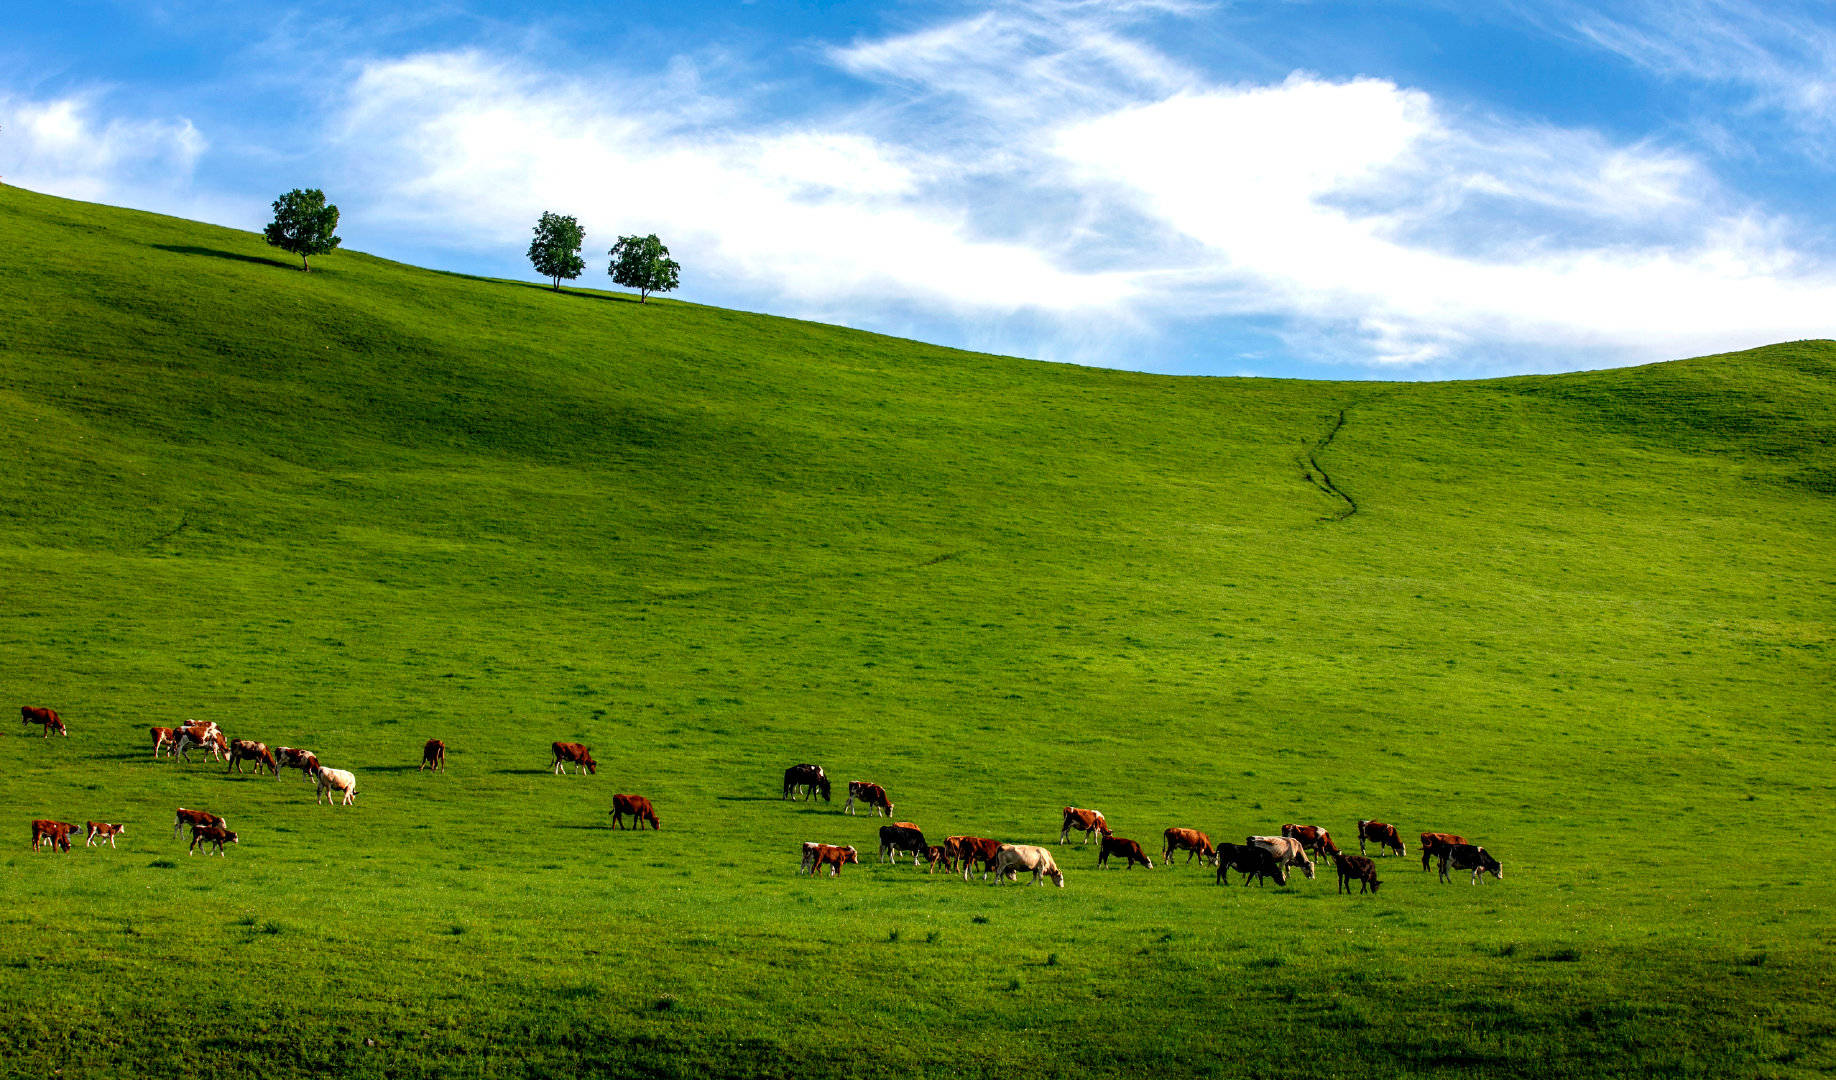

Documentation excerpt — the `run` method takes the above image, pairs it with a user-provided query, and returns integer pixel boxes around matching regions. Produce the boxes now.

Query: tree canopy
[263,188,341,272]
[607,234,680,303]
[527,211,586,291]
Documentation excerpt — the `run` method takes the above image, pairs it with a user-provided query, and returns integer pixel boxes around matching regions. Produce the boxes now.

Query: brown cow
[1059,806,1108,844]
[173,723,228,763]
[950,836,1005,881]
[421,739,446,772]
[1214,842,1285,886]
[844,781,892,817]
[1097,834,1154,870]
[30,819,77,852]
[923,844,957,874]
[1357,819,1406,857]
[1281,824,1340,861]
[226,739,277,775]
[172,807,226,839]
[275,747,317,776]
[150,726,178,758]
[1420,832,1466,871]
[1162,828,1216,866]
[188,824,238,856]
[1332,851,1382,894]
[84,822,126,848]
[22,706,66,737]
[610,794,659,830]
[551,742,597,775]
[809,843,859,877]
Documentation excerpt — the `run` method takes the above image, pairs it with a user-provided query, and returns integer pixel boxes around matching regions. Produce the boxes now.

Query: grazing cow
[551,742,597,775]
[226,739,277,775]
[172,807,226,839]
[610,794,660,830]
[844,781,893,817]
[1097,834,1154,870]
[1332,851,1382,894]
[1213,842,1286,886]
[1058,807,1108,844]
[1162,828,1216,866]
[992,844,1065,887]
[420,739,446,772]
[1419,832,1467,871]
[150,726,178,758]
[84,822,126,848]
[30,820,77,852]
[878,823,927,865]
[21,706,66,737]
[1437,843,1503,884]
[275,747,317,777]
[782,763,830,802]
[1249,836,1317,880]
[809,843,859,877]
[314,766,357,806]
[174,724,228,763]
[1281,824,1340,861]
[1357,820,1406,858]
[950,836,1006,881]
[923,845,957,874]
[188,824,238,856]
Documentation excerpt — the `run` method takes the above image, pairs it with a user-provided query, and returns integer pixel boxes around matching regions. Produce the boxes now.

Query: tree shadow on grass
[151,244,294,270]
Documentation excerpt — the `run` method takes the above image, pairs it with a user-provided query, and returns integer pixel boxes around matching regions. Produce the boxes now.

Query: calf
[21,706,66,737]
[420,739,446,772]
[1214,842,1285,886]
[1281,823,1340,861]
[226,739,277,775]
[1438,843,1503,884]
[923,845,957,874]
[188,824,238,856]
[1357,819,1406,858]
[551,742,596,775]
[1059,806,1107,844]
[30,819,78,852]
[610,794,659,830]
[1419,832,1466,872]
[951,836,1005,881]
[782,763,829,801]
[314,766,358,806]
[1249,836,1317,881]
[84,822,126,848]
[844,781,893,817]
[991,844,1065,887]
[150,726,177,758]
[878,823,927,865]
[809,843,858,877]
[1162,827,1216,866]
[1097,834,1154,870]
[1332,851,1382,894]
[172,807,226,839]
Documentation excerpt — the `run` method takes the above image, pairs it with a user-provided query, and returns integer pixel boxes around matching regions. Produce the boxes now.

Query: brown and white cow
[878,823,927,865]
[1419,832,1467,871]
[84,821,126,848]
[189,824,238,856]
[30,819,77,852]
[1214,842,1286,886]
[1438,843,1503,884]
[1097,834,1154,870]
[782,763,829,802]
[1249,836,1316,880]
[1281,824,1340,861]
[21,706,66,737]
[809,843,859,877]
[173,723,228,763]
[275,747,317,776]
[314,766,357,806]
[551,742,596,775]
[1357,819,1406,858]
[844,781,892,817]
[1162,828,1216,866]
[610,794,659,830]
[420,739,446,772]
[1059,806,1108,844]
[226,739,277,775]
[173,807,226,839]
[150,726,178,758]
[1332,851,1382,894]
[992,844,1065,887]
[950,836,1006,881]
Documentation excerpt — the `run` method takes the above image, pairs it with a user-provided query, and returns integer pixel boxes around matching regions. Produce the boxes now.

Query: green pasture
[0,185,1831,1078]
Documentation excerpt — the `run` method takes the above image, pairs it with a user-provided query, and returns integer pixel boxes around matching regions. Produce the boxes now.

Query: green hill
[1,184,1832,1079]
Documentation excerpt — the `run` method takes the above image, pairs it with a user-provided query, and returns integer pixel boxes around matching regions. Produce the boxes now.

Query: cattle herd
[20,707,1506,895]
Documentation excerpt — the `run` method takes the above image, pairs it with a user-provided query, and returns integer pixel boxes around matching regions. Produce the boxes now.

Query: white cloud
[1,92,206,204]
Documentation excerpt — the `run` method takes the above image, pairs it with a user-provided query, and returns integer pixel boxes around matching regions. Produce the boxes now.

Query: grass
[1,183,1833,1078]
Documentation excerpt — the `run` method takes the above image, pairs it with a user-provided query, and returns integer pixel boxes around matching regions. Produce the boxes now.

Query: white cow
[314,766,358,806]
[1249,836,1316,880]
[991,844,1065,887]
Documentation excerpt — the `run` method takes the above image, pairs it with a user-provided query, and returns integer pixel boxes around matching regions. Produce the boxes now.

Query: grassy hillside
[1,183,1832,1079]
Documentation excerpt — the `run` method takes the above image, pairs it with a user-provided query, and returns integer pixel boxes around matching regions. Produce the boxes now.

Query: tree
[527,211,586,291]
[607,234,680,303]
[263,188,341,272]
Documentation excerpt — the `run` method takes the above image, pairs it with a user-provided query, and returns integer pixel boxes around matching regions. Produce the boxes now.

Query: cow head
[1048,868,1065,888]
[582,754,597,774]
[817,777,831,801]
[843,846,859,864]
[1479,850,1502,879]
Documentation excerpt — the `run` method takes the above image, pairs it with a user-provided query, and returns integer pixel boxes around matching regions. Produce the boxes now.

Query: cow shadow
[553,823,611,831]
[366,765,432,773]
[713,796,782,803]
[492,768,555,776]
[151,244,293,270]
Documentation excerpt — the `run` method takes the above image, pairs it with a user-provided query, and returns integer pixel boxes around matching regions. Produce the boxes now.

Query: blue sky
[7,1,1836,378]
